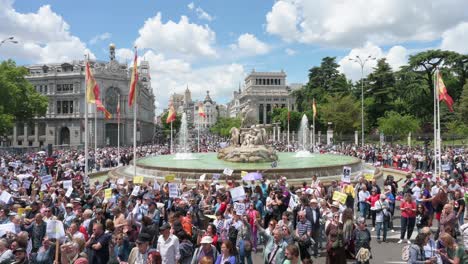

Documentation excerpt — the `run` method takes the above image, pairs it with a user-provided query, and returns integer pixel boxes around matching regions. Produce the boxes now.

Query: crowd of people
[0,138,466,264]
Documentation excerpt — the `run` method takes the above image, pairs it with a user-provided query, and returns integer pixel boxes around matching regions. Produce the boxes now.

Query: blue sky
[1,0,467,111]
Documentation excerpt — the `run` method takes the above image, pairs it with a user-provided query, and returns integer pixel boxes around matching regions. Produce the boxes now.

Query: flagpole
[433,69,438,177]
[198,118,200,153]
[133,92,137,178]
[436,71,442,174]
[313,98,316,148]
[117,94,120,163]
[287,98,290,152]
[170,121,173,154]
[84,55,89,180]
[94,104,97,170]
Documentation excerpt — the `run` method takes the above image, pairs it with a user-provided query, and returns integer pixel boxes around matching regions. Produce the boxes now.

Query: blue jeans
[359,202,369,218]
[239,240,252,264]
[376,221,387,240]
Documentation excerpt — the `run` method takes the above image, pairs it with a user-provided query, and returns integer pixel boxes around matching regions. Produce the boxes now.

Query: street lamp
[0,36,18,47]
[349,55,376,147]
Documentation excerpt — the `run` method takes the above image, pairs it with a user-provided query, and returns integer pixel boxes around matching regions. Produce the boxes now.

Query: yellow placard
[332,191,347,204]
[241,171,248,177]
[133,176,144,184]
[17,208,25,217]
[164,174,175,182]
[104,188,112,199]
[39,192,44,200]
[364,173,374,181]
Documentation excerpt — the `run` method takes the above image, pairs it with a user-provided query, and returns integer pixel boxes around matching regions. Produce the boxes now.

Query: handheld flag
[166,102,176,124]
[85,62,99,104]
[312,98,317,118]
[128,48,138,106]
[198,102,206,118]
[436,72,454,112]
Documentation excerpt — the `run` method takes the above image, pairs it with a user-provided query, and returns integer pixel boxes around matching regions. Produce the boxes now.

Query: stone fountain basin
[109,152,363,185]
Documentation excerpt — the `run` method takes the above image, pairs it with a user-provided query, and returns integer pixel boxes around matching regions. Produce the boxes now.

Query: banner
[168,183,178,198]
[332,191,347,204]
[133,176,144,184]
[230,186,246,202]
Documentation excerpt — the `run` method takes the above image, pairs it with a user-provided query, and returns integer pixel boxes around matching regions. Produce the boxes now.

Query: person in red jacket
[398,193,417,244]
[366,189,380,231]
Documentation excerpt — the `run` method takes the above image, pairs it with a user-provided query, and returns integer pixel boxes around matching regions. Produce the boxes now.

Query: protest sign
[117,178,125,185]
[212,173,221,181]
[133,176,144,184]
[42,175,53,185]
[17,208,25,217]
[62,180,72,190]
[341,166,351,183]
[441,164,450,171]
[0,191,11,204]
[46,220,65,239]
[363,170,375,181]
[131,186,140,196]
[0,223,15,237]
[168,183,178,198]
[199,174,206,181]
[22,180,31,189]
[223,168,233,176]
[332,191,347,204]
[241,171,248,177]
[165,174,175,182]
[153,181,160,191]
[104,188,112,199]
[230,186,246,201]
[234,202,246,215]
[65,188,73,198]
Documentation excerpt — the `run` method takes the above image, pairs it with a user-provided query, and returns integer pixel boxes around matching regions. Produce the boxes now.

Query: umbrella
[242,172,262,181]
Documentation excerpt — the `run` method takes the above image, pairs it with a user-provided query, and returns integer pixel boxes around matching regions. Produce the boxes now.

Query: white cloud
[137,50,245,113]
[265,0,468,47]
[89,32,111,45]
[229,33,270,56]
[339,42,408,81]
[135,12,217,59]
[285,48,296,56]
[187,2,214,21]
[441,22,468,54]
[0,0,94,63]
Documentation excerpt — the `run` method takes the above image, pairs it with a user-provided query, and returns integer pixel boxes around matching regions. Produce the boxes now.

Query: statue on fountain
[217,101,278,163]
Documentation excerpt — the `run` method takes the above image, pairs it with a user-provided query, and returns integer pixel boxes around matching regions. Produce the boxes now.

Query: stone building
[228,70,297,125]
[7,44,155,147]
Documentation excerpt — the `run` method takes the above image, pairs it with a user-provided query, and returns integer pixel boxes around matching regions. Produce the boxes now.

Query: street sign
[45,157,55,167]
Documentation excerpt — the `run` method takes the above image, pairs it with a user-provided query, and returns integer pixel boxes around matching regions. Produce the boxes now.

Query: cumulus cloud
[0,0,94,63]
[339,42,408,81]
[187,2,214,21]
[265,0,468,48]
[229,33,270,56]
[135,12,217,59]
[441,22,468,54]
[89,32,111,45]
[285,48,296,56]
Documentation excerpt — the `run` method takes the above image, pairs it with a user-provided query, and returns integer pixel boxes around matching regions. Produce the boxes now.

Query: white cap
[200,236,213,244]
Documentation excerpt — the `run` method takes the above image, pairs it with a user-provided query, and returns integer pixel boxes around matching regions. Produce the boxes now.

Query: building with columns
[228,70,297,124]
[7,44,155,148]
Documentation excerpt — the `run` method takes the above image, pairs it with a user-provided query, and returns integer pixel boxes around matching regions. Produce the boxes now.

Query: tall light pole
[349,55,375,147]
[0,36,18,47]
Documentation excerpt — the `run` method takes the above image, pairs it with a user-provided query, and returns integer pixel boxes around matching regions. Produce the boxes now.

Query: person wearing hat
[12,247,28,264]
[156,223,180,264]
[63,203,76,229]
[309,198,321,257]
[127,233,154,264]
[191,236,218,264]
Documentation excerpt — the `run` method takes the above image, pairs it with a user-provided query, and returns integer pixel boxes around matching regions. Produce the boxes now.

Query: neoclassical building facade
[7,45,155,147]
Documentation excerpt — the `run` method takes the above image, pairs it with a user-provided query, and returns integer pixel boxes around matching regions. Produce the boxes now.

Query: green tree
[210,117,241,137]
[0,60,48,136]
[456,81,468,124]
[378,111,420,141]
[319,94,360,135]
[271,108,302,132]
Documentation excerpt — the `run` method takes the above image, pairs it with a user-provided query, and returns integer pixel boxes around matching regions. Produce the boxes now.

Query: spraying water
[174,113,197,160]
[296,114,313,157]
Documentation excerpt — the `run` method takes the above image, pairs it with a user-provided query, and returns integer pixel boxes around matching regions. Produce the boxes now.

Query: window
[57,101,62,114]
[44,85,47,93]
[17,141,22,146]
[56,84,73,93]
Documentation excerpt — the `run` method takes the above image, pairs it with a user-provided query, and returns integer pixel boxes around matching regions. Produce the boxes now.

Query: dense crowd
[0,139,466,264]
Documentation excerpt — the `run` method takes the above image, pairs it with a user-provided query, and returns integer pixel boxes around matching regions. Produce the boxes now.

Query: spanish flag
[198,102,206,118]
[128,48,138,107]
[166,103,176,124]
[436,71,454,112]
[96,100,112,119]
[85,62,99,104]
[312,98,317,118]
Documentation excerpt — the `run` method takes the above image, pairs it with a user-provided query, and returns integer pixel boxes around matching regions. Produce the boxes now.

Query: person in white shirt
[156,223,180,264]
[411,181,422,201]
[358,184,370,218]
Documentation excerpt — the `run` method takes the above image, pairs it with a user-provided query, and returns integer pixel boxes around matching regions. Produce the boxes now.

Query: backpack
[402,245,411,261]
[228,225,238,243]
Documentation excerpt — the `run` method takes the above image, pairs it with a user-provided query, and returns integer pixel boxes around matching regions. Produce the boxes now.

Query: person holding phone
[398,193,416,244]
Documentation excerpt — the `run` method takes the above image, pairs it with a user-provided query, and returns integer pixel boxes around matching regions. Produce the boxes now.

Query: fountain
[295,114,313,158]
[174,113,197,160]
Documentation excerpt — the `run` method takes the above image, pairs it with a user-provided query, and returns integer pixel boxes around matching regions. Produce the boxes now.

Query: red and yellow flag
[166,103,176,124]
[116,98,120,119]
[85,62,99,104]
[436,72,454,112]
[198,102,206,118]
[312,98,317,118]
[128,48,138,106]
[96,100,112,119]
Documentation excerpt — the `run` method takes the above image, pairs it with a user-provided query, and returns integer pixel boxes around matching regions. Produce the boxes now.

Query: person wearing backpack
[405,232,437,264]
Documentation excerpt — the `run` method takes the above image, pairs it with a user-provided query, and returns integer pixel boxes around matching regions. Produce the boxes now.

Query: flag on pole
[436,72,454,112]
[312,98,317,118]
[198,102,206,118]
[85,62,99,104]
[166,102,176,124]
[96,100,112,119]
[116,97,120,119]
[128,48,138,106]
[287,110,291,121]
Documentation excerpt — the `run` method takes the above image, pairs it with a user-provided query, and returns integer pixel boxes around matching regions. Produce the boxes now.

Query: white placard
[0,191,11,204]
[153,181,160,191]
[441,164,450,171]
[341,166,351,183]
[234,202,246,215]
[131,186,140,196]
[22,180,31,189]
[223,168,234,176]
[230,186,246,202]
[46,220,65,239]
[168,183,178,198]
[199,174,206,181]
[117,178,125,185]
[65,188,73,198]
[0,223,15,236]
[40,184,47,191]
[42,175,53,185]
[62,180,72,189]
